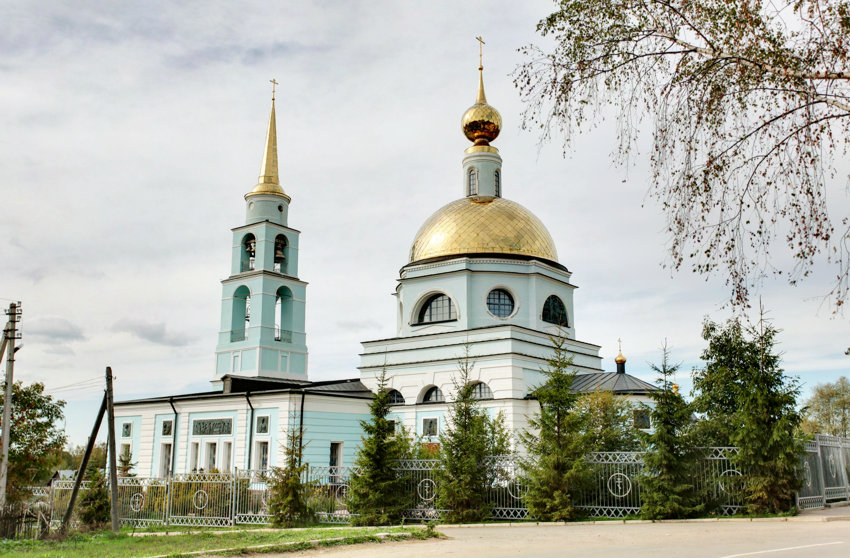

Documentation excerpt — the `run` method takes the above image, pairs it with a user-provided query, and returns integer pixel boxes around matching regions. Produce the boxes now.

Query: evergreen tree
[520,332,590,521]
[694,312,803,514]
[118,448,136,477]
[639,342,705,520]
[79,464,110,529]
[267,417,310,527]
[437,349,510,523]
[348,370,411,525]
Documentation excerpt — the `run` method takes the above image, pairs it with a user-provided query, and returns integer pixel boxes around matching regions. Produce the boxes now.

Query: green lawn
[0,526,431,557]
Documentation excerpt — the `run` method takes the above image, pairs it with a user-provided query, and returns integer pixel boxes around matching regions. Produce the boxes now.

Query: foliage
[575,389,640,451]
[693,314,803,514]
[117,447,135,477]
[267,418,310,528]
[520,332,590,521]
[50,443,107,477]
[78,465,110,529]
[437,349,511,523]
[0,381,66,498]
[802,376,850,437]
[349,370,412,526]
[516,0,850,308]
[639,343,705,520]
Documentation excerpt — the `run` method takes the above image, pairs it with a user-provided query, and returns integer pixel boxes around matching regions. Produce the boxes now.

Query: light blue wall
[247,407,279,469]
[301,411,370,467]
[115,415,142,475]
[415,408,447,442]
[150,413,178,477]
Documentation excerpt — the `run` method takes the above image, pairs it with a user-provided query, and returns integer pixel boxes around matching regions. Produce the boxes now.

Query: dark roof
[570,371,657,395]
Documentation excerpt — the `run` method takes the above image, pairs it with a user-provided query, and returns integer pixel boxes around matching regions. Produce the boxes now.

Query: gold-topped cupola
[462,37,502,155]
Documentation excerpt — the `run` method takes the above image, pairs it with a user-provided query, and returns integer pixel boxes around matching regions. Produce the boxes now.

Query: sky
[1,1,848,447]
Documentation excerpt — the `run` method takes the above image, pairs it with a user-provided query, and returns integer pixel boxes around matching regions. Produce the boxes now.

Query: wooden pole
[61,393,107,532]
[105,367,120,532]
[0,302,19,508]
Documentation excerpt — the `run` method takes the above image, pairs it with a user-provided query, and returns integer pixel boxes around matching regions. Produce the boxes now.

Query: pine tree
[118,448,136,477]
[79,464,110,529]
[639,342,705,520]
[520,332,589,521]
[437,349,510,523]
[694,309,803,514]
[267,417,310,527]
[348,370,411,525]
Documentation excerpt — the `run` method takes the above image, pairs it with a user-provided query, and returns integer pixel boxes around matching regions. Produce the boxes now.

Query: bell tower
[214,83,309,381]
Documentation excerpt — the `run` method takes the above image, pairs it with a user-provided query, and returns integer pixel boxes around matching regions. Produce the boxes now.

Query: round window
[487,289,514,318]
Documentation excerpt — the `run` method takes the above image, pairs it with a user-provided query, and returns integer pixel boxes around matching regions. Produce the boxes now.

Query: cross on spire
[270,78,278,101]
[476,36,485,69]
[617,337,623,352]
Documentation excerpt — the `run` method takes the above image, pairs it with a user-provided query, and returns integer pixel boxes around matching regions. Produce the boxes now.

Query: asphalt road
[273,519,849,558]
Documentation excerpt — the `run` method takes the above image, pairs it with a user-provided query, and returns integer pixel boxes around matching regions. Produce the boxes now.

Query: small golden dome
[409,197,558,264]
[615,351,627,364]
[462,67,501,146]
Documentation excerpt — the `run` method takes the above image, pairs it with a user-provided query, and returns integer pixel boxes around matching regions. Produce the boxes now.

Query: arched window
[486,289,514,318]
[274,235,288,274]
[241,234,256,272]
[542,295,569,326]
[467,168,478,196]
[422,386,444,403]
[388,390,405,404]
[494,170,501,197]
[416,293,457,324]
[470,382,493,400]
[231,286,251,341]
[275,286,293,342]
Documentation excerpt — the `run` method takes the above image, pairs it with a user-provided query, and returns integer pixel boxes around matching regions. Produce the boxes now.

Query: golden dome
[615,351,627,364]
[409,196,558,264]
[462,67,501,146]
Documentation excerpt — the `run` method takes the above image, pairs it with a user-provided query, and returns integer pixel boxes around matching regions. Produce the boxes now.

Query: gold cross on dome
[617,338,623,352]
[270,78,279,100]
[476,36,485,68]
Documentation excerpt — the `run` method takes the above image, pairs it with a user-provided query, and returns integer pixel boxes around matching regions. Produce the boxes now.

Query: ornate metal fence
[19,436,850,530]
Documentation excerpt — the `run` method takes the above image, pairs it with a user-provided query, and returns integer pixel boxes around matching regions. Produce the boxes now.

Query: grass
[0,525,433,557]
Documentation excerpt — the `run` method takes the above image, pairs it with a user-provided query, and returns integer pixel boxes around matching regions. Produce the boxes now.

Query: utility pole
[61,393,106,533]
[0,302,20,509]
[105,367,119,532]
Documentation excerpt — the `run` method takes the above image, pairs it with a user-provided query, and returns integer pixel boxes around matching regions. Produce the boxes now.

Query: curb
[436,514,850,528]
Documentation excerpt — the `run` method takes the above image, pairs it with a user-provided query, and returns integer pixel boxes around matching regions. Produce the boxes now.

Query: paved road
[271,518,849,558]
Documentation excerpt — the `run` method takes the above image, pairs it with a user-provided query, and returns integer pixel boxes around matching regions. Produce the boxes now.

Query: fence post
[230,469,237,526]
[165,474,172,530]
[815,435,827,508]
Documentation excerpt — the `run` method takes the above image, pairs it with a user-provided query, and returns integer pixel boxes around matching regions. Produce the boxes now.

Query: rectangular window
[162,420,173,437]
[222,441,232,472]
[232,353,240,372]
[329,442,343,467]
[190,442,199,472]
[160,443,173,477]
[120,442,131,458]
[633,409,651,430]
[256,415,269,434]
[255,441,269,470]
[205,441,217,471]
[422,418,438,438]
[121,422,132,438]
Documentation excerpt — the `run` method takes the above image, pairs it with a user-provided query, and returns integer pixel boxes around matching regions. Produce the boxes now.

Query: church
[113,61,655,478]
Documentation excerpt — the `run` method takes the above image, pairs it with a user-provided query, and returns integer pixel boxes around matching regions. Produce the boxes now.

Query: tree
[575,389,640,452]
[802,376,850,437]
[118,447,136,477]
[693,313,803,513]
[0,381,66,499]
[437,350,511,523]
[348,370,411,525]
[520,332,590,521]
[51,443,107,476]
[639,343,705,519]
[78,464,110,529]
[516,1,850,308]
[266,417,310,528]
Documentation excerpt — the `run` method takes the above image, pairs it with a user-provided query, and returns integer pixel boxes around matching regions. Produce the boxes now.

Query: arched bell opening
[231,285,251,341]
[273,234,288,274]
[275,286,294,342]
[241,234,257,272]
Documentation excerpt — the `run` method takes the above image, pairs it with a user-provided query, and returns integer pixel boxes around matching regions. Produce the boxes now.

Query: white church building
[113,63,655,478]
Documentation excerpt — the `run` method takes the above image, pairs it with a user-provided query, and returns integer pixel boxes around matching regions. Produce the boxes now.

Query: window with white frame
[255,441,269,470]
[121,422,132,438]
[160,443,173,477]
[205,441,218,471]
[162,420,173,437]
[190,442,200,472]
[222,441,232,472]
[422,418,438,438]
[256,415,269,434]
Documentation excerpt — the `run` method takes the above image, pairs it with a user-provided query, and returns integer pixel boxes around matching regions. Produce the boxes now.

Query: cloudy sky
[2,1,848,446]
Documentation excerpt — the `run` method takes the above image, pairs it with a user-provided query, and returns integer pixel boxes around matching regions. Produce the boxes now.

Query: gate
[234,469,271,524]
[817,434,850,503]
[118,477,168,526]
[396,459,442,521]
[797,439,826,510]
[306,465,357,523]
[166,473,235,527]
[578,452,643,517]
